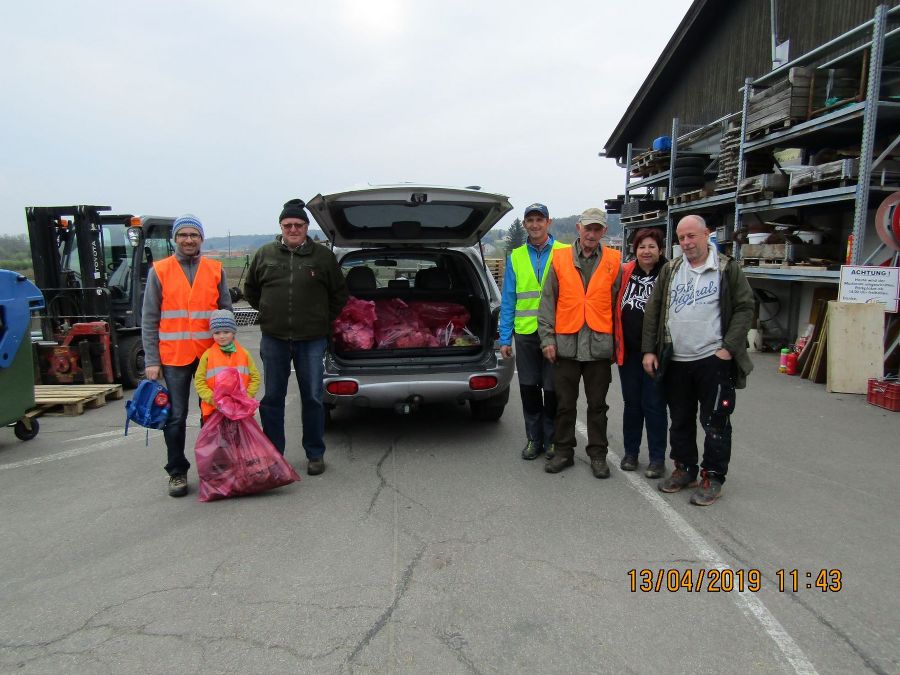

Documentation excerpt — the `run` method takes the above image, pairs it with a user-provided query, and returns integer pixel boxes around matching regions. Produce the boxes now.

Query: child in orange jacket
[194,310,261,422]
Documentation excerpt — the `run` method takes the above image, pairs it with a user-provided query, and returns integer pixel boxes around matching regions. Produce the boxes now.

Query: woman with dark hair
[614,228,668,478]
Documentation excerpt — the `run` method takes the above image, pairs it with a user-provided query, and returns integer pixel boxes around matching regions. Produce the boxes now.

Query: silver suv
[307,185,515,421]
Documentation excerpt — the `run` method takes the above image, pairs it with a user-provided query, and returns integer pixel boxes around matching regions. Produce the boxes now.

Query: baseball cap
[523,203,549,219]
[579,208,608,227]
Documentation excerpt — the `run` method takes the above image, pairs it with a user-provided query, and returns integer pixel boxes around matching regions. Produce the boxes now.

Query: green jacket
[641,252,755,388]
[244,236,348,341]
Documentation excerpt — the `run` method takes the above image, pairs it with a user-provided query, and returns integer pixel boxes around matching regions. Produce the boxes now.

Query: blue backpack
[125,379,172,444]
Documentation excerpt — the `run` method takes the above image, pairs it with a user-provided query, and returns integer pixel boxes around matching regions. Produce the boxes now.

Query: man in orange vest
[538,208,622,477]
[142,214,233,497]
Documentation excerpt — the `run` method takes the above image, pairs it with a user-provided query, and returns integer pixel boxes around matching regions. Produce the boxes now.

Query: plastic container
[0,270,45,440]
[867,378,900,412]
[786,351,798,375]
[779,348,790,373]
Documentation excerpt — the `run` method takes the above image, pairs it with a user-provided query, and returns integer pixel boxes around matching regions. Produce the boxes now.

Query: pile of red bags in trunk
[333,296,475,350]
[332,296,377,350]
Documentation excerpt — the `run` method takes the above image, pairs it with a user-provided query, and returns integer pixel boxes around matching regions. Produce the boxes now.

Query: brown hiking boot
[168,473,188,498]
[658,465,698,493]
[544,454,574,473]
[690,470,723,506]
[590,458,610,479]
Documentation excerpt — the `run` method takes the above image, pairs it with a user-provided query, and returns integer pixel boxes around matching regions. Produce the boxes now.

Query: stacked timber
[746,67,858,138]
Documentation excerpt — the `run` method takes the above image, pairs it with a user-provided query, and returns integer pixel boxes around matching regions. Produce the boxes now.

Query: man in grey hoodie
[142,214,232,497]
[641,215,754,506]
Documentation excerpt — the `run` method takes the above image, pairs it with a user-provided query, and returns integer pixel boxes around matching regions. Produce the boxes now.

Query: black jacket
[244,236,348,341]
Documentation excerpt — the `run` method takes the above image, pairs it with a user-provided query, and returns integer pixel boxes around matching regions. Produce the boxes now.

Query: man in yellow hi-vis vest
[499,203,569,462]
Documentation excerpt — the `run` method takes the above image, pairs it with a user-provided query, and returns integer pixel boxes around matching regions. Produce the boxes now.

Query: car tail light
[469,375,498,391]
[326,380,358,395]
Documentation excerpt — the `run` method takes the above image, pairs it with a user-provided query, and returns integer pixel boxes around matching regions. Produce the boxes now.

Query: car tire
[673,156,706,170]
[324,403,335,429]
[118,335,145,389]
[673,176,705,188]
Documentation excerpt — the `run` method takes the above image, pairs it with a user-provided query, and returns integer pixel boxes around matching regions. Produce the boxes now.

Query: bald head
[676,214,711,267]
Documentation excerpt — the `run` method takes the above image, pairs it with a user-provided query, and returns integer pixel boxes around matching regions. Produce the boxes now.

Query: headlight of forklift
[127,226,141,247]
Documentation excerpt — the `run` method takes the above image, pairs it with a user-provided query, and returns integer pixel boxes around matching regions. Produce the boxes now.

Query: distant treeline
[0,234,31,270]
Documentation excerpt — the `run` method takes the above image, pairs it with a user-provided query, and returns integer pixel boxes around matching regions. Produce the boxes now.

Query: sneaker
[658,465,698,493]
[544,443,556,461]
[590,458,611,479]
[521,440,542,461]
[168,473,188,498]
[644,462,665,479]
[308,458,326,476]
[544,455,574,473]
[690,470,723,506]
[620,455,638,471]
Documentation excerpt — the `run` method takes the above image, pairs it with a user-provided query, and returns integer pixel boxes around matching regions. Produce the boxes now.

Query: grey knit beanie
[209,309,237,333]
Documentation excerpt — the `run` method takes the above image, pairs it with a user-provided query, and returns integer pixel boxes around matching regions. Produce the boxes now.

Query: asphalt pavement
[0,325,897,674]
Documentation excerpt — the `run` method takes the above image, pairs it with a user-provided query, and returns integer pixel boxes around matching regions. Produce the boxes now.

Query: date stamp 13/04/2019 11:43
[627,568,843,593]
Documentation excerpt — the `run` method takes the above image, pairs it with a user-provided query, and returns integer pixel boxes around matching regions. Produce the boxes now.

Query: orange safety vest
[201,342,251,417]
[551,245,621,334]
[155,256,223,366]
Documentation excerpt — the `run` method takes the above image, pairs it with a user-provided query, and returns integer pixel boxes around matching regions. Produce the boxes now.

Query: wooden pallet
[746,118,802,139]
[620,210,665,224]
[484,258,504,287]
[32,384,124,416]
[667,188,713,206]
[736,189,779,203]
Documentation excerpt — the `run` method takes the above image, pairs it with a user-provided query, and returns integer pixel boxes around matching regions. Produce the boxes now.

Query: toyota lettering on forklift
[26,205,175,388]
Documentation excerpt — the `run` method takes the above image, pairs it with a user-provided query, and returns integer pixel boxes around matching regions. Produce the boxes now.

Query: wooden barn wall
[616,0,900,155]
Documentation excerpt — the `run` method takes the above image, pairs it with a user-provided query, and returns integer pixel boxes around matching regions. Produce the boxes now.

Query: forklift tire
[14,418,39,441]
[118,335,145,389]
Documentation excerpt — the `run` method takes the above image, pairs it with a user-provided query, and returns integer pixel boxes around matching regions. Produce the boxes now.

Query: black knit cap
[279,198,310,224]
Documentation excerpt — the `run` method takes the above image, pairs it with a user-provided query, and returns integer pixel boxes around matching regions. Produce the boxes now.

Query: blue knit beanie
[209,309,237,333]
[173,213,205,240]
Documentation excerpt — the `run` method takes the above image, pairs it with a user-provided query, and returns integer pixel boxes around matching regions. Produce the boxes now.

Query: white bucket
[747,328,763,352]
[795,230,823,244]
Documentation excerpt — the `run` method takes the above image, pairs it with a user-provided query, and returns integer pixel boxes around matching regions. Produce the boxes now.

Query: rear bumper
[324,350,514,409]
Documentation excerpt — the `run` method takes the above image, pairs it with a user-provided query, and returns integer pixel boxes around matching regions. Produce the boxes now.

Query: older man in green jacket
[641,214,754,506]
[244,199,348,475]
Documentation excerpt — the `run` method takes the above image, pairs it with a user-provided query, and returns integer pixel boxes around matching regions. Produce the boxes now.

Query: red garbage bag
[213,367,260,420]
[408,301,470,330]
[194,412,301,502]
[373,298,437,348]
[332,296,377,350]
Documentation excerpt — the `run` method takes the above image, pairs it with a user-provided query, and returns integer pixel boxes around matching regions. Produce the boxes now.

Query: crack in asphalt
[435,627,482,674]
[710,532,889,675]
[343,545,426,670]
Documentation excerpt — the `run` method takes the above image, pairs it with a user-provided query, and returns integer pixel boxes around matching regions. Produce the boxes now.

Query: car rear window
[337,203,490,241]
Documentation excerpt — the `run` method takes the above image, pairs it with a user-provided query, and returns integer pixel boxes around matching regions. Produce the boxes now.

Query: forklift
[26,205,175,388]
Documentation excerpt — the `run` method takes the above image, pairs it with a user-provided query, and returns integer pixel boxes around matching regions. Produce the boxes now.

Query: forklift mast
[25,205,175,387]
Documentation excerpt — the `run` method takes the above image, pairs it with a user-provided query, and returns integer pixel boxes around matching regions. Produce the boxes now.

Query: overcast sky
[1,0,693,238]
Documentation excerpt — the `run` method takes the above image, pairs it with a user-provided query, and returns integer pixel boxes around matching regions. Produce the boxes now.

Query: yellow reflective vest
[510,240,569,335]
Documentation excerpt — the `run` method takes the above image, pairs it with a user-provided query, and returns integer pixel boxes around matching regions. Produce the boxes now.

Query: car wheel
[324,403,335,429]
[14,418,39,441]
[118,335,145,389]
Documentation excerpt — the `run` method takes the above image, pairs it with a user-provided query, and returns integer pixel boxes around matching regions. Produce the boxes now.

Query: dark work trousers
[617,350,667,464]
[553,358,612,460]
[514,332,556,450]
[161,359,200,476]
[663,355,734,481]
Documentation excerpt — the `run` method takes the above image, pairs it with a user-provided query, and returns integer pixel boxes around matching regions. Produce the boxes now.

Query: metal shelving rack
[733,4,900,275]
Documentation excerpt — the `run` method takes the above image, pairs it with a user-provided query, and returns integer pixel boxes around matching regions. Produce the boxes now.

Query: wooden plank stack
[630,150,671,178]
[484,258,504,287]
[716,124,773,192]
[746,67,858,138]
